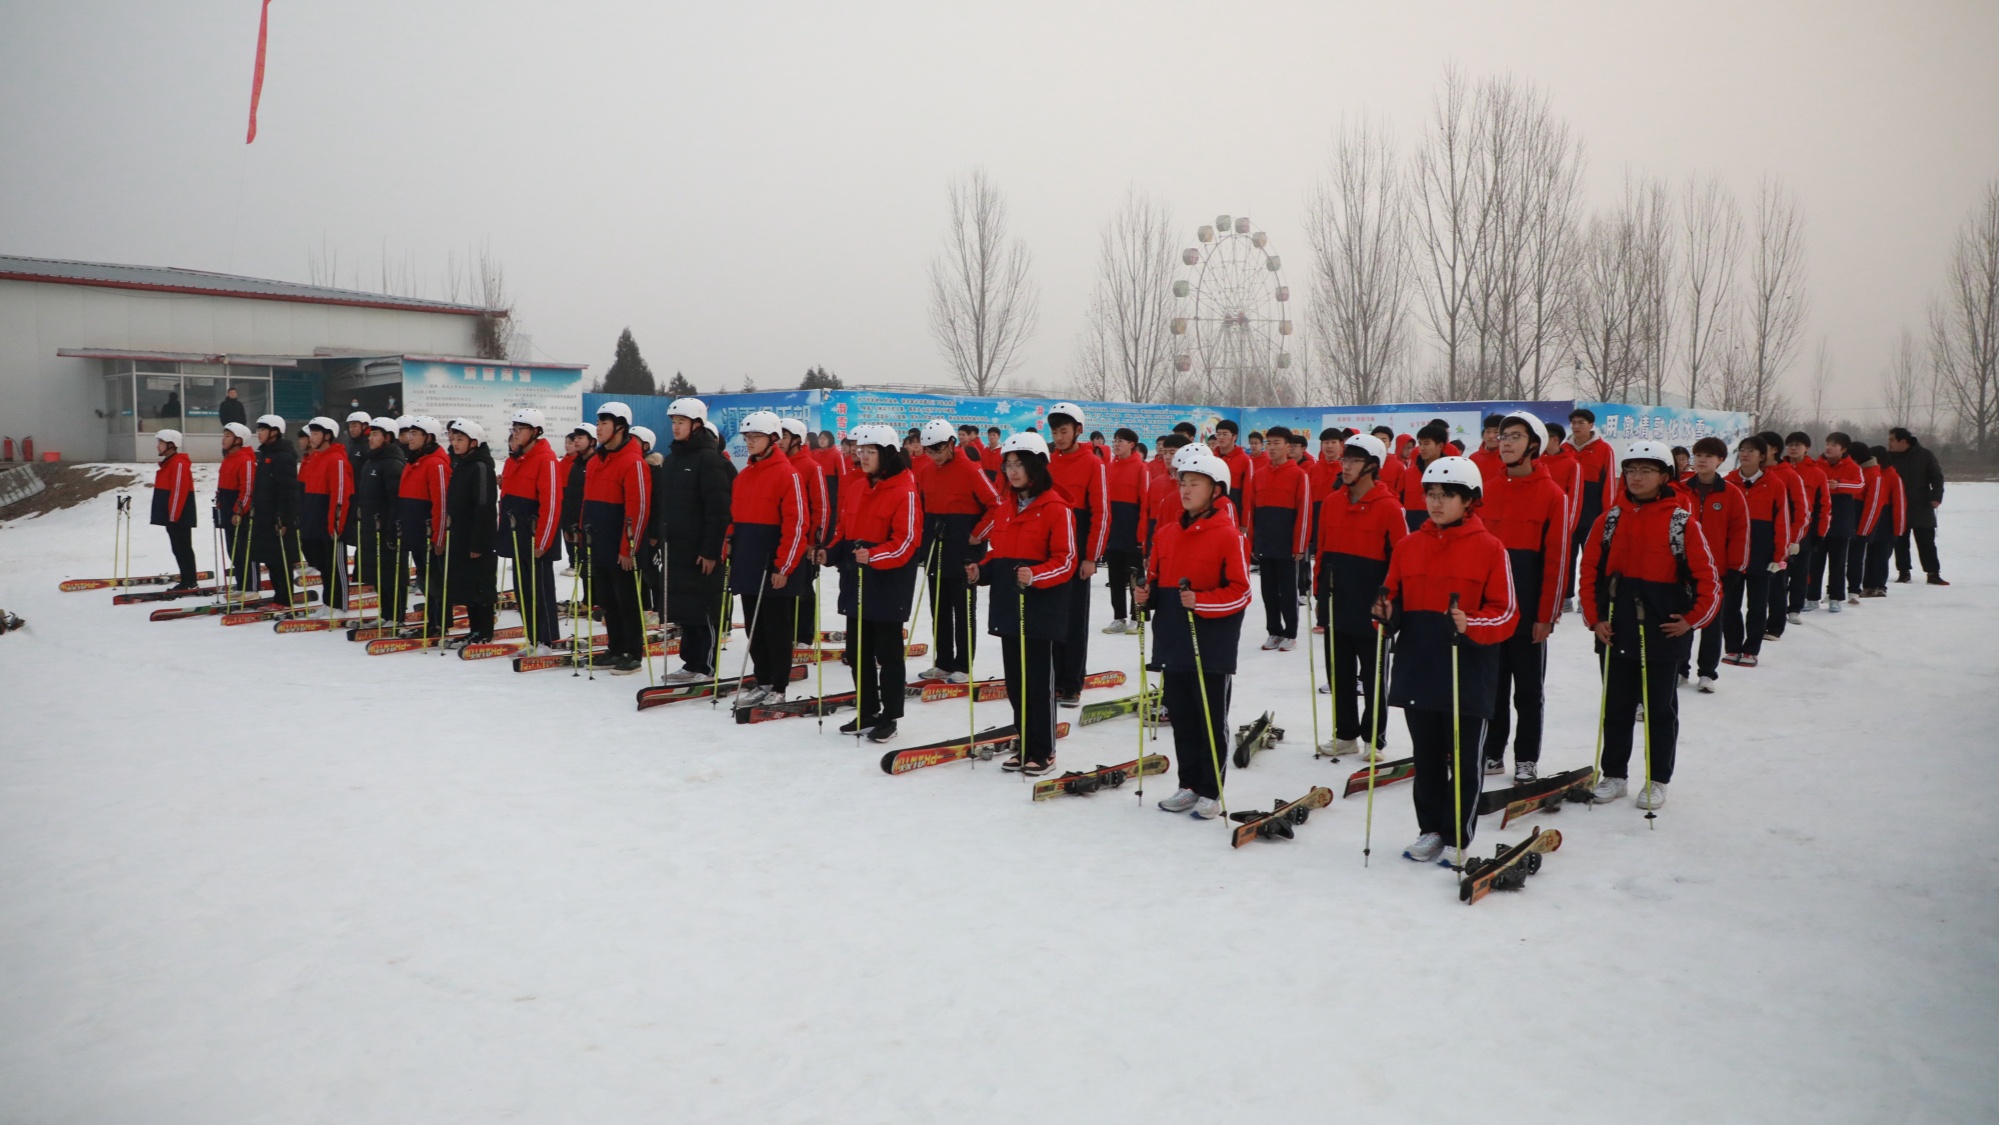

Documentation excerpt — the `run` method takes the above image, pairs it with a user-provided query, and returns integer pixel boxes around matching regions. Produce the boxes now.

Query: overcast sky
[3,0,1995,417]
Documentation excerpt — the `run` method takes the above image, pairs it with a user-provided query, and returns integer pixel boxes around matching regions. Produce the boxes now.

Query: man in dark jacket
[218,388,248,429]
[245,414,300,607]
[354,417,407,613]
[1885,428,1947,585]
[559,424,594,577]
[443,420,499,643]
[656,398,735,684]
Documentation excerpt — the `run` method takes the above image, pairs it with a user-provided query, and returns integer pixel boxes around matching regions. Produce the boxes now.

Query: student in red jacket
[729,411,808,703]
[557,423,595,578]
[1580,441,1721,812]
[1723,435,1790,667]
[1469,413,1506,485]
[916,418,999,682]
[1314,433,1406,758]
[581,402,652,672]
[1045,403,1109,706]
[1246,431,1270,477]
[213,422,256,594]
[1538,422,1580,524]
[397,417,453,634]
[1681,437,1748,691]
[969,431,1076,774]
[1397,421,1454,531]
[1782,431,1832,622]
[1144,434,1191,559]
[840,425,923,742]
[1243,425,1312,650]
[1817,431,1864,610]
[1134,447,1251,820]
[1210,419,1254,508]
[1370,426,1406,497]
[149,429,199,590]
[498,408,564,649]
[298,417,354,611]
[780,419,832,647]
[1756,430,1810,639]
[1860,446,1906,597]
[1475,412,1571,782]
[1842,441,1888,604]
[1373,457,1517,865]
[1561,407,1617,606]
[1100,427,1153,637]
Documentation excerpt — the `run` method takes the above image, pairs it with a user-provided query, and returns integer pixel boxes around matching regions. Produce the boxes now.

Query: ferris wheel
[1172,214,1293,405]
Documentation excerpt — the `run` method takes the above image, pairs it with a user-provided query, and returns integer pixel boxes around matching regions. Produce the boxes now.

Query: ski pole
[1448,591,1465,871]
[1016,577,1028,774]
[1363,597,1388,867]
[1179,578,1227,819]
[1590,577,1618,791]
[710,559,731,702]
[1307,557,1323,756]
[853,564,866,740]
[966,583,977,769]
[584,534,596,679]
[730,576,769,711]
[632,534,653,685]
[439,530,453,654]
[1638,601,1655,829]
[815,564,825,732]
[569,539,586,676]
[929,540,943,663]
[1133,576,1147,800]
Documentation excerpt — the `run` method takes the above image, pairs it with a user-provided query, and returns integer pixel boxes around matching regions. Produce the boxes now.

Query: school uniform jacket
[1789,457,1832,538]
[581,435,651,561]
[216,445,254,526]
[1315,480,1408,635]
[1476,460,1571,628]
[1243,458,1313,559]
[298,445,353,541]
[1726,469,1792,570]
[398,442,451,550]
[1683,475,1751,576]
[1048,443,1111,562]
[150,451,195,528]
[727,450,807,598]
[1381,514,1516,716]
[498,437,563,557]
[1562,434,1618,532]
[1213,445,1254,507]
[1104,451,1151,554]
[918,448,999,569]
[976,488,1077,640]
[1579,486,1723,661]
[1145,505,1252,675]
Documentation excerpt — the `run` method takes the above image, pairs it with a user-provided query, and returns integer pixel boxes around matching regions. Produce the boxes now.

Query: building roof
[0,254,501,317]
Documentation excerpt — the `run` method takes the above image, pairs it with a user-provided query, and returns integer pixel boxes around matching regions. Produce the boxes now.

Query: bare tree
[1680,175,1742,408]
[1411,65,1488,399]
[929,169,1040,396]
[1809,337,1837,431]
[1071,187,1176,402]
[1305,116,1410,406]
[1513,106,1585,399]
[1929,181,1999,453]
[1744,178,1808,424]
[1631,178,1675,405]
[1568,180,1670,404]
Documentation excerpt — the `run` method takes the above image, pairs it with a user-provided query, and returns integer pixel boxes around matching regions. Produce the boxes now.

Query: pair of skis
[877,722,1072,775]
[61,570,216,592]
[916,669,1126,703]
[631,664,811,708]
[1230,712,1286,768]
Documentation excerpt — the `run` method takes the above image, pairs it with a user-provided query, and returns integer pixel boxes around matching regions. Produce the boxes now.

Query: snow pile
[2,472,1995,1122]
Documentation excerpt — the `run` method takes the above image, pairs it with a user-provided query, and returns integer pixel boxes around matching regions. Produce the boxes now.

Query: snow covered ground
[3,469,1996,1124]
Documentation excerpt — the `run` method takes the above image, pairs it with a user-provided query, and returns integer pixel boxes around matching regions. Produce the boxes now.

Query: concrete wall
[0,278,481,462]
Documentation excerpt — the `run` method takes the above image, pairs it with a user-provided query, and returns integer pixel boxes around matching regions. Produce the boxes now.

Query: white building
[0,255,585,462]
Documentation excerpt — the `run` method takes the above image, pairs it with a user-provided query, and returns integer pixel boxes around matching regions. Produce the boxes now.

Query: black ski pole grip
[1448,591,1462,638]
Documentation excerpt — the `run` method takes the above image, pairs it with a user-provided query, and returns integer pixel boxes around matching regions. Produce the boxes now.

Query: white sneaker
[1827,600,1843,613]
[1697,675,1717,694]
[917,665,948,681]
[1635,703,1646,722]
[1260,636,1283,651]
[1278,637,1296,652]
[560,566,577,578]
[1402,833,1445,863]
[1513,761,1537,783]
[1636,781,1668,810]
[1563,597,1577,614]
[1101,619,1130,635]
[946,671,970,684]
[1326,736,1360,757]
[736,686,772,708]
[1190,797,1222,820]
[1590,776,1628,804]
[662,668,706,685]
[1484,758,1505,776]
[1786,612,1801,624]
[1157,788,1199,813]
[1846,595,1861,606]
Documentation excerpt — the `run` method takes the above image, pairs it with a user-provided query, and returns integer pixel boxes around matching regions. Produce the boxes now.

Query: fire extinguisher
[2,436,13,462]
[22,436,34,462]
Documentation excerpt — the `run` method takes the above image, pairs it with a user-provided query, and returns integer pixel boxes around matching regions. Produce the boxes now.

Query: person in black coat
[218,388,248,429]
[246,415,300,607]
[355,418,408,615]
[1885,428,1947,584]
[443,421,499,642]
[656,403,735,683]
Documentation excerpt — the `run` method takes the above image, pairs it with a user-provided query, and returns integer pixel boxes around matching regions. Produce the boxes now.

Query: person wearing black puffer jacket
[655,398,735,684]
[246,414,300,607]
[354,417,407,615]
[443,419,498,643]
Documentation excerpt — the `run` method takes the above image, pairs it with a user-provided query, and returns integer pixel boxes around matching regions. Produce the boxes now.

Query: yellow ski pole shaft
[1448,591,1464,871]
[584,535,596,679]
[967,583,977,766]
[1134,576,1147,800]
[439,531,452,654]
[632,533,653,685]
[1363,602,1388,866]
[1180,577,1226,818]
[1016,580,1027,773]
[853,565,866,740]
[1591,577,1617,789]
[815,565,825,732]
[710,559,731,701]
[1638,602,1655,828]
[1307,555,1323,755]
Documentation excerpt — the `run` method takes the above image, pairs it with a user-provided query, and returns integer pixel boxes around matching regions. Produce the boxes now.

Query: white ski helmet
[853,423,899,449]
[702,419,721,442]
[1622,440,1672,471]
[667,397,708,422]
[345,410,373,425]
[1499,410,1546,453]
[447,418,485,444]
[568,422,596,440]
[369,416,398,434]
[920,418,956,447]
[739,410,783,436]
[222,422,253,443]
[1047,401,1086,429]
[156,428,183,446]
[1171,442,1213,475]
[414,416,447,440]
[255,413,286,432]
[1341,432,1388,465]
[780,417,809,443]
[596,401,634,426]
[395,415,416,433]
[308,416,339,435]
[1178,450,1231,489]
[1421,455,1484,495]
[1000,430,1050,458]
[630,425,656,450]
[509,407,546,431]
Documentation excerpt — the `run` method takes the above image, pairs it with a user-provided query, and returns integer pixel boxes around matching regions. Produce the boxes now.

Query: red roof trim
[0,271,501,317]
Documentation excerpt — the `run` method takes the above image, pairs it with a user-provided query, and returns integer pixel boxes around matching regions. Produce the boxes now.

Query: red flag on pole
[246,0,272,144]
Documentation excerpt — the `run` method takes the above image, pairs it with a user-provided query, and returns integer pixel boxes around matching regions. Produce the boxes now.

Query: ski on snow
[1076,685,1162,727]
[1230,711,1285,769]
[1483,766,1596,825]
[1030,754,1169,801]
[61,571,216,592]
[1342,756,1416,798]
[1458,826,1563,904]
[1229,786,1334,847]
[879,723,1072,775]
[503,636,671,670]
[917,670,1125,703]
[631,663,809,707]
